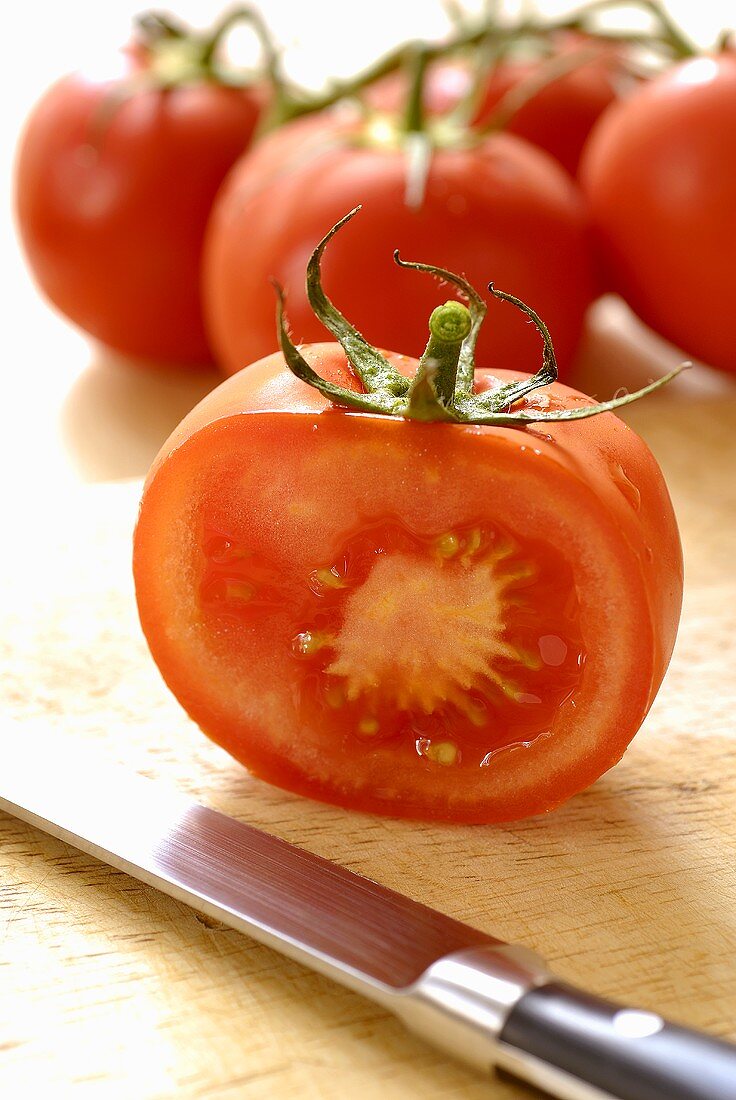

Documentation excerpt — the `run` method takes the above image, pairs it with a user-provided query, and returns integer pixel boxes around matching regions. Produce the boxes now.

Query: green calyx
[274,207,687,426]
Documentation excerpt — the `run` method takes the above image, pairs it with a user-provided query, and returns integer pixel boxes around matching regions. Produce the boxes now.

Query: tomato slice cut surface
[201,517,585,774]
[134,350,682,823]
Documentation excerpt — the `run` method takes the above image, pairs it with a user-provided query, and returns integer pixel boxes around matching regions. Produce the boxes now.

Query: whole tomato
[580,54,736,374]
[202,112,597,377]
[15,15,266,365]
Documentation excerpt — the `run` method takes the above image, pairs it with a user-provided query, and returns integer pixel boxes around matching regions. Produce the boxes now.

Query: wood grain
[2,388,736,1099]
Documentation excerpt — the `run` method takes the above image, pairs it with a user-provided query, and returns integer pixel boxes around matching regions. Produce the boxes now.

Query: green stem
[260,22,501,131]
[446,36,506,130]
[135,11,188,42]
[200,5,259,70]
[563,0,697,59]
[393,251,486,396]
[716,28,735,51]
[476,285,557,411]
[407,302,472,419]
[464,363,689,425]
[232,5,294,123]
[619,0,697,57]
[274,207,685,427]
[142,0,699,128]
[305,208,409,397]
[404,46,430,134]
[274,282,398,415]
[136,6,263,89]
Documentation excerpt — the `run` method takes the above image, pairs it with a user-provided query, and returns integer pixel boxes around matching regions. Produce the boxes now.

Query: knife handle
[396,946,736,1100]
[497,980,736,1100]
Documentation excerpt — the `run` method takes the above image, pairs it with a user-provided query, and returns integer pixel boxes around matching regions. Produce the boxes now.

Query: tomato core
[200,517,585,775]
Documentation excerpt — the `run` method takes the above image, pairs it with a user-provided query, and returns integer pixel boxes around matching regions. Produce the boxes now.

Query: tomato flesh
[200,516,585,777]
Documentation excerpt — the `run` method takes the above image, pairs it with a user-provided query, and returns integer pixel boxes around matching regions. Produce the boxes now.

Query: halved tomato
[135,218,682,822]
[134,362,682,823]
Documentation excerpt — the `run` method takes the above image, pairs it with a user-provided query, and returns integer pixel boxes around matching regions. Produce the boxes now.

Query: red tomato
[473,39,625,177]
[369,34,626,177]
[580,55,736,374]
[16,54,264,364]
[133,343,682,823]
[202,115,597,377]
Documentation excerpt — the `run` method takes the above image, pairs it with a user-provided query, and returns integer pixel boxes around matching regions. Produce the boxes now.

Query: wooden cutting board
[2,384,736,1099]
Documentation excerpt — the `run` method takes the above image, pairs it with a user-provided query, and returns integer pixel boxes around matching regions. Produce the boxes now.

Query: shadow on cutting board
[60,342,220,482]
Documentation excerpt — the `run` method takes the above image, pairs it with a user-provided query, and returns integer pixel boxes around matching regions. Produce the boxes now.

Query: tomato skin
[15,68,263,364]
[202,116,597,378]
[134,344,682,823]
[580,55,736,374]
[473,47,622,178]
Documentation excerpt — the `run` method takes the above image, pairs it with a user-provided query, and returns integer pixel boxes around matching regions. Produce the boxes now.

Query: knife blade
[2,730,735,1100]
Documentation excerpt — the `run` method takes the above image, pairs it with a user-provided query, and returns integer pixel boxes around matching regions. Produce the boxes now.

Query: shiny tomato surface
[16,66,263,364]
[202,115,597,378]
[134,344,683,823]
[580,55,736,373]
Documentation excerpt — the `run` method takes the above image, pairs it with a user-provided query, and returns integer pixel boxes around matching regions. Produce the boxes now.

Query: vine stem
[200,6,262,70]
[567,0,697,59]
[135,11,189,42]
[133,0,698,128]
[260,0,696,132]
[404,46,431,134]
[472,44,605,139]
[446,36,508,130]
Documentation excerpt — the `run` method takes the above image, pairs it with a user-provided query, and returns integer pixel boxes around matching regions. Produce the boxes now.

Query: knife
[2,734,735,1100]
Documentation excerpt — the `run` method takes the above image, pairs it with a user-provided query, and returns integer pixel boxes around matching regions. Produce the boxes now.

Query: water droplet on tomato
[416,738,460,766]
[308,566,348,596]
[436,532,460,559]
[292,630,332,658]
[520,393,567,414]
[479,730,552,767]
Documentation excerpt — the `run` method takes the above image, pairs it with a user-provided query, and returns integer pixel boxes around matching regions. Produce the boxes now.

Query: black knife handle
[497,980,736,1100]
